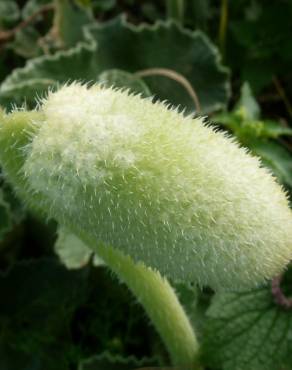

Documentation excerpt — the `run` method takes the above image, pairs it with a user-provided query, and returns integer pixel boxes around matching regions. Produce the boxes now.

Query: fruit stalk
[95,243,200,366]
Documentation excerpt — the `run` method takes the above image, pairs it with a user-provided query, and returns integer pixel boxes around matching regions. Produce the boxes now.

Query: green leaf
[241,61,275,94]
[0,188,13,241]
[231,3,292,60]
[228,2,292,93]
[185,0,211,30]
[0,257,87,320]
[0,16,230,113]
[0,0,20,26]
[1,182,25,225]
[7,27,42,59]
[73,267,165,363]
[215,114,292,143]
[258,120,292,139]
[22,0,51,18]
[213,83,292,180]
[84,16,230,113]
[78,351,157,370]
[0,32,97,108]
[98,69,152,96]
[0,258,88,369]
[236,82,260,120]
[203,279,292,370]
[166,0,185,24]
[172,281,199,328]
[55,226,104,268]
[0,258,87,344]
[75,0,92,7]
[172,281,212,340]
[140,2,162,23]
[234,83,292,140]
[0,343,42,370]
[91,0,116,12]
[54,0,94,47]
[22,0,93,48]
[249,140,292,188]
[0,342,71,370]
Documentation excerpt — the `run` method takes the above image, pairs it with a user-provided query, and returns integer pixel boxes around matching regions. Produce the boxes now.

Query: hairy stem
[96,243,200,368]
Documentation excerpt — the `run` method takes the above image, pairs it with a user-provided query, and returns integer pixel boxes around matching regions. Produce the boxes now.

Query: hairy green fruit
[1,84,292,289]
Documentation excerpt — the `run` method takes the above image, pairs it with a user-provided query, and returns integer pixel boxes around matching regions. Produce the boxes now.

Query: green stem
[218,0,228,57]
[96,243,200,368]
[166,0,185,25]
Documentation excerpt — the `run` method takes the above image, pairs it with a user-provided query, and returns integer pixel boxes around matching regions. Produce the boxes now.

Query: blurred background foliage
[0,1,292,369]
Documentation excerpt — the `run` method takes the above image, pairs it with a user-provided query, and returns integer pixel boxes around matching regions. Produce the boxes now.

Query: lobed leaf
[78,351,157,370]
[0,16,230,113]
[98,69,152,97]
[0,258,88,369]
[249,140,292,190]
[203,274,292,370]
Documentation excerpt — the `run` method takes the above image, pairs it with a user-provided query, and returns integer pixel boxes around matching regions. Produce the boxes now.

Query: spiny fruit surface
[1,83,292,289]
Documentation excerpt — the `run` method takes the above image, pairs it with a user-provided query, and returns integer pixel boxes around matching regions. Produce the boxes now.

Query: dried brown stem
[135,68,201,113]
[0,3,55,44]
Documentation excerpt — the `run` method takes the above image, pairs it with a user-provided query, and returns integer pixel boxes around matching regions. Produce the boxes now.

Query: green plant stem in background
[218,0,228,57]
[52,0,63,45]
[166,0,185,25]
[95,243,200,368]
